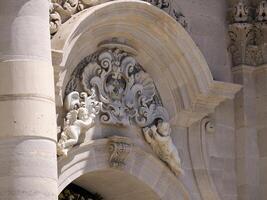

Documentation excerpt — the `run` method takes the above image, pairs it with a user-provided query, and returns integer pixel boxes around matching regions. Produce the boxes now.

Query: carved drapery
[228,0,267,66]
[61,48,182,176]
[49,0,187,36]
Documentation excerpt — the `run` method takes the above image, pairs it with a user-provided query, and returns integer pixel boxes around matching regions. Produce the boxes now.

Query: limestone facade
[0,0,266,200]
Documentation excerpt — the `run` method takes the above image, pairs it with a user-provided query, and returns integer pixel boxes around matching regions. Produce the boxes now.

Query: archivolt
[51,0,240,127]
[57,139,190,199]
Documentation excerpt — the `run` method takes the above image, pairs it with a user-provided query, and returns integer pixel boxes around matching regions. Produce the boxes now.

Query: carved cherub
[143,120,183,176]
[57,91,99,156]
[49,3,62,35]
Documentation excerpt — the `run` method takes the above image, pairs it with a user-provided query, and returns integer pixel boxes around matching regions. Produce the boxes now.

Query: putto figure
[57,91,101,156]
[143,120,183,176]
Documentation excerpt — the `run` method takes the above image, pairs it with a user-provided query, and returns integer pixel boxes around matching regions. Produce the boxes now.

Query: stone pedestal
[0,0,57,199]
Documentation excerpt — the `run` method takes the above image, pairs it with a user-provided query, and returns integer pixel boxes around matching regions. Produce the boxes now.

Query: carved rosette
[66,48,169,127]
[108,136,132,168]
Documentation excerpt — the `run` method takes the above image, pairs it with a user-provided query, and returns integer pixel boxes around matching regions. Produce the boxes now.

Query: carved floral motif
[257,1,267,22]
[228,0,267,66]
[233,1,249,23]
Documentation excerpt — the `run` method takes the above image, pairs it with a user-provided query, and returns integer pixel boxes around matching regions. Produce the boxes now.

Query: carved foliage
[257,1,267,22]
[233,1,249,23]
[228,0,267,66]
[108,136,132,168]
[66,48,169,127]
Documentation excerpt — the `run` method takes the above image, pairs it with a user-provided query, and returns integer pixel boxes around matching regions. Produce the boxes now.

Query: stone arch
[58,139,190,200]
[51,0,240,127]
[52,1,241,200]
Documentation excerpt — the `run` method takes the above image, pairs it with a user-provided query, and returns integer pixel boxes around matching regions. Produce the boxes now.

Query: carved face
[157,121,171,136]
[78,107,89,120]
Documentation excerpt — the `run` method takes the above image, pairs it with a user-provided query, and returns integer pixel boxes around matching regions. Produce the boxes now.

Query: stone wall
[172,0,232,82]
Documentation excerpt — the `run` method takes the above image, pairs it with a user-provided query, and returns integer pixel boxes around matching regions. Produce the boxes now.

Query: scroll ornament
[61,48,182,176]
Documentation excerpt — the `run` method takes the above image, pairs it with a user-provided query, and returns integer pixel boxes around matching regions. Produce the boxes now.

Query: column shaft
[0,0,57,199]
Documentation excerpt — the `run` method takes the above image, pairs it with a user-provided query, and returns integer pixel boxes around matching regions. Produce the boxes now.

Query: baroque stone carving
[228,23,254,66]
[233,1,249,23]
[143,120,183,176]
[57,91,101,156]
[65,48,182,175]
[66,48,169,127]
[257,1,267,22]
[228,0,267,66]
[108,136,132,168]
[49,0,187,36]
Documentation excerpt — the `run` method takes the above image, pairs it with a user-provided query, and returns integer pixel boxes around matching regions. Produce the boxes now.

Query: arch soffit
[57,139,190,200]
[51,0,241,127]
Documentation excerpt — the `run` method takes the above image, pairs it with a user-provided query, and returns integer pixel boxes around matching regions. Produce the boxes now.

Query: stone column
[0,0,57,200]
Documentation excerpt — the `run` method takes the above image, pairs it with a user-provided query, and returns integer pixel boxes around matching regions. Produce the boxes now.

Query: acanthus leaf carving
[228,0,267,66]
[257,1,267,22]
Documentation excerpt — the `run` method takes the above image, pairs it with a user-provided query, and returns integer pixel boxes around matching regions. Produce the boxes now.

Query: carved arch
[51,1,241,199]
[57,139,190,199]
[51,0,240,127]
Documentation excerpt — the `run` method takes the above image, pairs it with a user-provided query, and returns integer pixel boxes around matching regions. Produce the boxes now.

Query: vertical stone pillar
[0,0,57,200]
[233,66,260,200]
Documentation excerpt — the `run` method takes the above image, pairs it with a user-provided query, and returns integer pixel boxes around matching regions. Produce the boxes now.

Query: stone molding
[51,0,241,127]
[228,0,267,67]
[188,117,221,200]
[57,138,190,199]
[49,0,187,37]
[108,136,132,168]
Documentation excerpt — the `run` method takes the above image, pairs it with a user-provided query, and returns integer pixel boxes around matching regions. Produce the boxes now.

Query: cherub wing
[64,91,80,111]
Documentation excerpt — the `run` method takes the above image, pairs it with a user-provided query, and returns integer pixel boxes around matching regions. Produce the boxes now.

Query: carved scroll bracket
[108,136,132,168]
